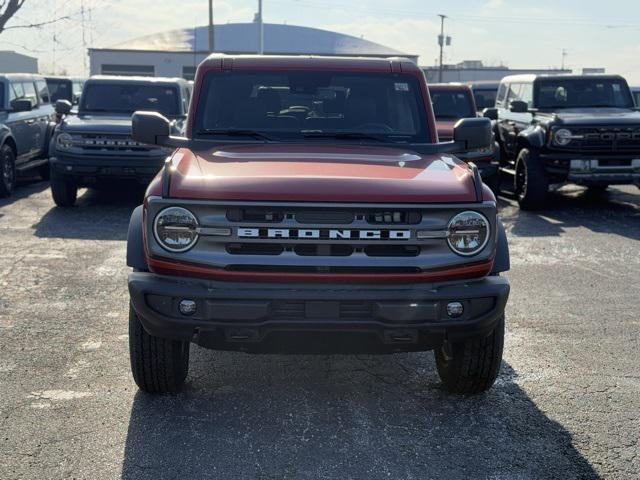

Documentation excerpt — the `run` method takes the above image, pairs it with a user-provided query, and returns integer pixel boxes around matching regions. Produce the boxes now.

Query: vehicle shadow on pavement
[0,178,49,209]
[31,185,146,241]
[121,351,599,480]
[498,186,640,241]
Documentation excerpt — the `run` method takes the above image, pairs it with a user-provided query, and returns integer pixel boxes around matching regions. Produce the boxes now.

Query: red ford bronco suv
[126,55,510,395]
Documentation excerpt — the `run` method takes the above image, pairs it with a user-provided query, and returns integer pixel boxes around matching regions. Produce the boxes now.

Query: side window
[496,83,507,108]
[10,81,24,103]
[36,79,50,104]
[520,83,533,107]
[506,83,522,104]
[22,81,38,107]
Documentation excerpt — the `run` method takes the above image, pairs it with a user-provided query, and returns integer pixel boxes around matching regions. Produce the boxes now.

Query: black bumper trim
[128,272,510,353]
[50,154,167,181]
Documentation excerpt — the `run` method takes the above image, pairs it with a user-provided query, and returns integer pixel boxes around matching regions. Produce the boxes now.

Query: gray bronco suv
[49,75,191,207]
[0,74,55,198]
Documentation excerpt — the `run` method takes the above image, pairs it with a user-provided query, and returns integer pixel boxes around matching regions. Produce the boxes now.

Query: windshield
[430,90,475,120]
[195,71,428,142]
[47,79,72,103]
[473,88,497,110]
[535,78,634,109]
[80,83,179,116]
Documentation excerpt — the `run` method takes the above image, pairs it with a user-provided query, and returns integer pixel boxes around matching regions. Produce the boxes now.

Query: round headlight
[153,207,199,252]
[554,128,573,146]
[447,211,490,256]
[56,133,73,150]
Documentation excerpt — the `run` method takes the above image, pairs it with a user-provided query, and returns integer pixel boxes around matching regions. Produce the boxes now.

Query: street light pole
[208,0,214,54]
[258,0,264,54]
[438,14,447,83]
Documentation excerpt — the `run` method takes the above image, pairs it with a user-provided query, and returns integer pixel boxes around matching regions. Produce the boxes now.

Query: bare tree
[0,0,26,36]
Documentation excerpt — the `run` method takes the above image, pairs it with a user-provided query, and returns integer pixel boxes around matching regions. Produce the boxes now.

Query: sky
[2,0,640,83]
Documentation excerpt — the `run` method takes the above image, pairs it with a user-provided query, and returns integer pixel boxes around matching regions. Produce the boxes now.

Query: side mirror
[453,117,492,151]
[55,99,72,115]
[11,99,32,112]
[509,100,529,113]
[132,111,188,148]
[483,107,498,121]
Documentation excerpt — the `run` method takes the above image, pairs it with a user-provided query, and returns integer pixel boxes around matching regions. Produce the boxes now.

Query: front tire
[50,170,78,207]
[435,316,505,394]
[514,148,548,210]
[0,144,16,198]
[129,303,190,393]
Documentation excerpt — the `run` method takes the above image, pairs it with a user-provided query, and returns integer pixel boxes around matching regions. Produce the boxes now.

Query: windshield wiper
[197,129,273,141]
[302,131,400,143]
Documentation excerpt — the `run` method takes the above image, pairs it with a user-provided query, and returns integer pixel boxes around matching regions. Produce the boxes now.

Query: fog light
[179,299,197,316]
[446,301,464,318]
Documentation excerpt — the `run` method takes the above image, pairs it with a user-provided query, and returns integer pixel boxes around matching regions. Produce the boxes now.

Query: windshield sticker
[395,82,409,92]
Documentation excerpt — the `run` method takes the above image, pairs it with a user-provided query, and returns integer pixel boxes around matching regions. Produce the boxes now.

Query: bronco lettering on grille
[237,228,411,240]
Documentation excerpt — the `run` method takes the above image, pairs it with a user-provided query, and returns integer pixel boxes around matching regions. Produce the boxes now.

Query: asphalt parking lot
[0,178,638,480]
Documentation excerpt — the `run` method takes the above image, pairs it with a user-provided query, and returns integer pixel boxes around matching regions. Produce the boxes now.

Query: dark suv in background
[45,76,86,105]
[0,73,55,197]
[467,80,500,114]
[485,74,640,209]
[49,76,191,207]
[429,83,500,190]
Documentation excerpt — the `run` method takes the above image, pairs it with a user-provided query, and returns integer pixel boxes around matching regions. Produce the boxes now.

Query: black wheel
[37,162,50,181]
[50,169,77,207]
[0,144,16,198]
[129,302,190,393]
[514,148,548,210]
[435,316,504,394]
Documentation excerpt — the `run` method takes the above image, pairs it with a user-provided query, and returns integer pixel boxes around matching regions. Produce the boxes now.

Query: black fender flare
[0,126,16,154]
[517,124,546,150]
[127,205,148,271]
[491,220,510,274]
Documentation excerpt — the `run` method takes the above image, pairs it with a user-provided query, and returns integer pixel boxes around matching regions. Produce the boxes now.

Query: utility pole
[208,0,214,54]
[258,0,264,54]
[438,14,447,83]
[561,48,568,71]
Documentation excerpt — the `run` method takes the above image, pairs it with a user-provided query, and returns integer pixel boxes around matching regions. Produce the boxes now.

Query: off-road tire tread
[0,144,15,198]
[435,316,504,395]
[516,148,548,210]
[129,303,189,393]
[50,170,77,207]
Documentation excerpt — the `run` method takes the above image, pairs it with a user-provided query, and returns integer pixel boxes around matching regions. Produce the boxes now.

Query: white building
[89,23,418,79]
[0,51,38,73]
[422,60,572,83]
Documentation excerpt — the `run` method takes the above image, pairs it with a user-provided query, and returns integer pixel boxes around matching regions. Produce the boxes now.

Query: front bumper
[50,153,168,183]
[128,272,510,353]
[541,154,640,186]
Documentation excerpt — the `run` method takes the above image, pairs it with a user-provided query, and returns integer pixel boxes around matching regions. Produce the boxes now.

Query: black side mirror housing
[453,117,492,151]
[482,107,498,121]
[55,99,72,115]
[509,100,529,113]
[11,99,32,113]
[132,111,188,148]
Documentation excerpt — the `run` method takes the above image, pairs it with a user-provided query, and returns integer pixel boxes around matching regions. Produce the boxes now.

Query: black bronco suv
[0,74,55,197]
[484,74,640,209]
[49,75,191,207]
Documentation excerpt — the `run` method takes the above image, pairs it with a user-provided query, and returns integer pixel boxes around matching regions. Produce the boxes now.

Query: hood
[543,108,640,126]
[61,114,133,135]
[435,120,456,140]
[167,144,481,203]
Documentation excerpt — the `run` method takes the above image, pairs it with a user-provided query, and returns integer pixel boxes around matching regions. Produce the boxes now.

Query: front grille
[76,134,153,152]
[146,198,497,277]
[559,126,640,151]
